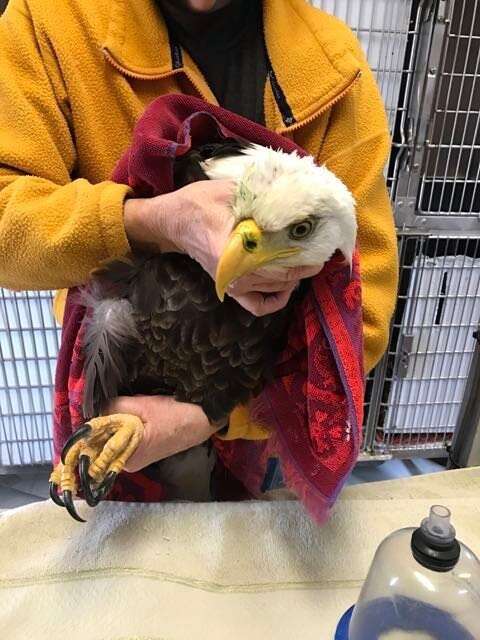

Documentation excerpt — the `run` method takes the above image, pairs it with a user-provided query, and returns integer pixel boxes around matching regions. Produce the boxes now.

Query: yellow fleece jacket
[0,0,398,440]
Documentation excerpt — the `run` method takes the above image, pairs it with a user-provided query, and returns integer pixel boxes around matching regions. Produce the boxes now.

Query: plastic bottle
[335,505,480,639]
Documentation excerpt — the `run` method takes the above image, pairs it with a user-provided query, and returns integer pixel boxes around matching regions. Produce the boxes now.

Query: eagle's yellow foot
[49,414,144,522]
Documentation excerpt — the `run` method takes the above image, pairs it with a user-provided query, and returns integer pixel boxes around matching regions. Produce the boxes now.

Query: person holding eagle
[0,0,398,517]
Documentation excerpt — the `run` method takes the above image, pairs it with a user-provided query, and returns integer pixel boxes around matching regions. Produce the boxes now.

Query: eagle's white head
[201,144,357,300]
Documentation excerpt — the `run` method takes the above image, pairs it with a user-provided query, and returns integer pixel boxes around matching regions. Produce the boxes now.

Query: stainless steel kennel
[1,0,479,469]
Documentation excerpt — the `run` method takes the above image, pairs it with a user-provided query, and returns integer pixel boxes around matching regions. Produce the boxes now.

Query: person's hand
[104,395,219,473]
[225,264,322,315]
[123,180,236,273]
[124,180,320,315]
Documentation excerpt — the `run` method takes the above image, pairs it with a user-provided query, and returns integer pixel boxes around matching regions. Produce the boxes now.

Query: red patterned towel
[53,94,364,522]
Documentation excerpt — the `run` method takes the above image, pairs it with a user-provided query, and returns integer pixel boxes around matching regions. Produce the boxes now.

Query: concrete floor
[347,457,447,485]
[0,466,51,510]
[0,458,447,512]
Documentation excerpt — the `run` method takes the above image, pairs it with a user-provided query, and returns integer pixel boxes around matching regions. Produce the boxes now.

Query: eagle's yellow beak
[215,219,300,301]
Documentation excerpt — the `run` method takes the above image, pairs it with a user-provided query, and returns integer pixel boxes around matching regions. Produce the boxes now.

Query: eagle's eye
[288,219,314,240]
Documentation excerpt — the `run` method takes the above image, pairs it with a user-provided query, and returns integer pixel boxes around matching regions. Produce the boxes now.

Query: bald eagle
[51,140,356,521]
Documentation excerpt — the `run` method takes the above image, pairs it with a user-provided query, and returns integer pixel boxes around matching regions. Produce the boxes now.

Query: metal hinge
[437,0,450,24]
[420,0,436,22]
[396,333,415,378]
[395,198,418,226]
[420,0,448,23]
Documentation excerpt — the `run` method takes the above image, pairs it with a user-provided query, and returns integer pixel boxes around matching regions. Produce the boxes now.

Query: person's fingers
[230,280,298,294]
[122,431,152,472]
[106,395,214,472]
[229,272,297,295]
[260,265,321,283]
[233,286,296,316]
[230,265,322,295]
[260,288,296,314]
[124,402,214,472]
[103,395,149,421]
[287,265,323,280]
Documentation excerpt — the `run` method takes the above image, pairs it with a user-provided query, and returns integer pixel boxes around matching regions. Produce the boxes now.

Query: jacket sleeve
[0,0,131,291]
[318,50,399,374]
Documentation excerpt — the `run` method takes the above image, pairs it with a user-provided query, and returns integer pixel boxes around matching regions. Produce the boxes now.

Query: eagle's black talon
[94,471,117,501]
[63,490,86,523]
[49,482,65,507]
[79,455,99,507]
[61,424,92,464]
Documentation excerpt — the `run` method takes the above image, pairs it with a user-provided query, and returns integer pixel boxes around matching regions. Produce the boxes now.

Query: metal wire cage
[419,1,480,219]
[362,0,480,458]
[313,0,413,135]
[0,290,59,468]
[364,235,480,457]
[313,0,415,449]
[1,0,479,467]
[396,0,480,230]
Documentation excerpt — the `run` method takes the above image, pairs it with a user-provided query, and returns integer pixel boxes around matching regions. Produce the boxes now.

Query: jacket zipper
[103,47,361,133]
[103,47,181,82]
[277,71,362,135]
[259,1,361,134]
[103,47,215,103]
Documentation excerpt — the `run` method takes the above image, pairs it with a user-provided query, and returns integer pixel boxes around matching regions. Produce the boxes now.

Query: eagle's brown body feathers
[84,251,293,426]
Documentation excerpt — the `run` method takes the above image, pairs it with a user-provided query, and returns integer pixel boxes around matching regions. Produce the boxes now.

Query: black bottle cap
[411,527,461,572]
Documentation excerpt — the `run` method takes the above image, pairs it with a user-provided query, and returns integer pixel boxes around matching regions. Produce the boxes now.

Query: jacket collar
[102,0,361,131]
